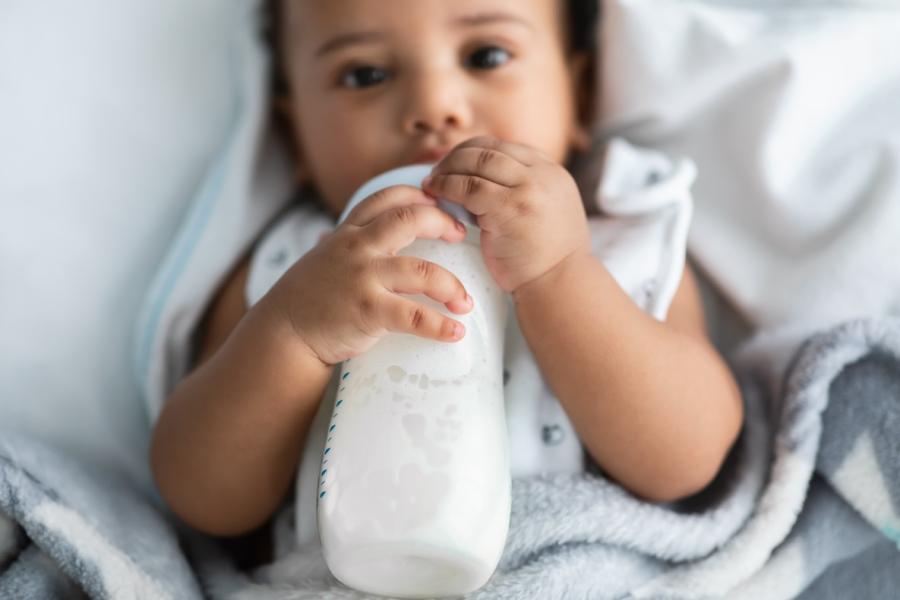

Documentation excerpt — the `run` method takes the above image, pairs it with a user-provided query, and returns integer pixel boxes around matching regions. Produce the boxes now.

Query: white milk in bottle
[317,165,511,598]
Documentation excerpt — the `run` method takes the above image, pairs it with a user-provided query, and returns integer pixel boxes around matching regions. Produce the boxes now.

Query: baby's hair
[264,0,600,97]
[567,0,601,54]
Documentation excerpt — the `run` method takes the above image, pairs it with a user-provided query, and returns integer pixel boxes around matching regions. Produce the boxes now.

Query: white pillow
[596,0,900,333]
[0,0,275,491]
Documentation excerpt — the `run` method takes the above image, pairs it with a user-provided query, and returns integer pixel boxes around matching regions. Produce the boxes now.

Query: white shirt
[244,137,695,550]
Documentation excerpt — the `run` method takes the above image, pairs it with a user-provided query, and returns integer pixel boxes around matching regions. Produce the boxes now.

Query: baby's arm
[423,137,742,503]
[150,187,473,537]
[514,258,743,502]
[150,256,333,536]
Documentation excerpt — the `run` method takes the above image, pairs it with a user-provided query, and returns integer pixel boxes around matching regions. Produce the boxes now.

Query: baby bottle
[317,164,511,598]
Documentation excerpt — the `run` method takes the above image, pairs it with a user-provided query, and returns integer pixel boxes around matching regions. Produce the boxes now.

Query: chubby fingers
[363,203,468,255]
[376,255,473,315]
[422,137,536,218]
[427,144,526,188]
[344,185,437,227]
[377,294,467,342]
[440,135,537,168]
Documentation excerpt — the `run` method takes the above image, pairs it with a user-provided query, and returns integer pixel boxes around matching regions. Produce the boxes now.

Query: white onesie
[244,137,696,552]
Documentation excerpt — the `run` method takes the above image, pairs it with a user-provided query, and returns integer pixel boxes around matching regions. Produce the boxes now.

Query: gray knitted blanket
[2,317,900,599]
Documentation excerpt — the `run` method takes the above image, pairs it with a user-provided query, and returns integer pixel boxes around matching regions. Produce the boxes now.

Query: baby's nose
[410,113,460,134]
[401,75,473,135]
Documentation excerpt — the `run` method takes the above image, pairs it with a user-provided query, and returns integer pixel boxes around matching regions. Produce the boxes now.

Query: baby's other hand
[263,186,473,366]
[423,136,591,297]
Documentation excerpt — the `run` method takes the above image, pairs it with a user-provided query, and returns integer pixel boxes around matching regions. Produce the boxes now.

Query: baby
[150,0,744,542]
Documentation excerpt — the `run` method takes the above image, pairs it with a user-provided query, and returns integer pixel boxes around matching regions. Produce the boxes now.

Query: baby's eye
[340,65,390,89]
[465,46,511,70]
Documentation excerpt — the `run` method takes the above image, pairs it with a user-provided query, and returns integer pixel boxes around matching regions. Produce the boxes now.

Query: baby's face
[279,0,590,220]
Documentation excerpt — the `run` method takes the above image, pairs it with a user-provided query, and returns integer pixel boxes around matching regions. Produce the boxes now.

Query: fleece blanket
[3,312,900,598]
[160,316,900,599]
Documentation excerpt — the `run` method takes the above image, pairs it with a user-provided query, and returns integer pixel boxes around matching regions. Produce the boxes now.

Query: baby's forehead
[284,0,566,52]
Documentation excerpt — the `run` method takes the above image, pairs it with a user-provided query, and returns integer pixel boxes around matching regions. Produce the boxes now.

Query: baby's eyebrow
[315,11,533,59]
[315,31,387,58]
[451,11,534,32]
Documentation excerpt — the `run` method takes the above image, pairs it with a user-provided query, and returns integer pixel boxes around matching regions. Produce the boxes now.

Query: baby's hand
[264,186,473,366]
[423,136,591,296]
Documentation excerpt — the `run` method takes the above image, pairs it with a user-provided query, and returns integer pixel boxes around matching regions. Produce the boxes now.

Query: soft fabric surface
[598,0,900,331]
[0,0,267,491]
[0,429,201,599]
[2,317,900,598]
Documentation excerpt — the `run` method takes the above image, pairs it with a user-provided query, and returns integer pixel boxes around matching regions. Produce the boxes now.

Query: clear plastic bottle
[317,165,511,598]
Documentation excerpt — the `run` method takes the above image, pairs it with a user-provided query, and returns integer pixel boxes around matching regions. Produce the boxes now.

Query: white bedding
[597,0,900,334]
[0,0,275,491]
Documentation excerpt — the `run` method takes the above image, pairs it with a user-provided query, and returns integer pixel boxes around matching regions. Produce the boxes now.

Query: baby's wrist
[512,250,589,306]
[250,293,331,372]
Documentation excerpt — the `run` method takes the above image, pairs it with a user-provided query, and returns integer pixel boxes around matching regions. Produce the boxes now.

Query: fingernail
[465,293,473,306]
[453,322,465,338]
[455,220,466,233]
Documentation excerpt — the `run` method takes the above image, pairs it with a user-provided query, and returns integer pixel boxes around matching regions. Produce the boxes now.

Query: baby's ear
[568,51,596,152]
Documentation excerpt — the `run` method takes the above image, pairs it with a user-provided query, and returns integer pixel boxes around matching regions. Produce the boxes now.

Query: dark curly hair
[567,0,601,54]
[266,0,600,95]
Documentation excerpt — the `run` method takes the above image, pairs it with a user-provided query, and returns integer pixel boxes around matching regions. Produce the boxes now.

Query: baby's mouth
[409,147,451,164]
